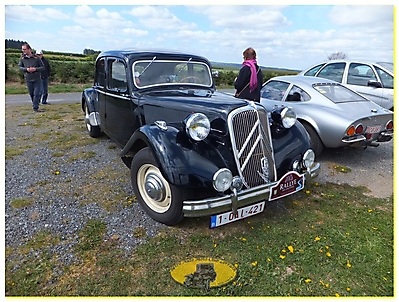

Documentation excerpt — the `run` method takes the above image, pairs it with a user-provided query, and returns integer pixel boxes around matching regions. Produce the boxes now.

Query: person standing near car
[18,43,45,112]
[234,47,263,102]
[36,50,51,104]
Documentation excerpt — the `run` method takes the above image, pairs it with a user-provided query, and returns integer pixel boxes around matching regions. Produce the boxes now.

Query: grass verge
[5,102,394,297]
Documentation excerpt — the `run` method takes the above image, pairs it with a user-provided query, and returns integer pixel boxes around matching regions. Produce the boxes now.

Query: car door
[104,57,135,145]
[344,63,384,107]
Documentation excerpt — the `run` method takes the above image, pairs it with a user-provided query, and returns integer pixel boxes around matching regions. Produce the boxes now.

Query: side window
[375,66,394,89]
[303,63,324,76]
[286,85,311,102]
[261,81,290,101]
[95,58,106,87]
[317,63,346,83]
[347,63,376,86]
[108,59,127,91]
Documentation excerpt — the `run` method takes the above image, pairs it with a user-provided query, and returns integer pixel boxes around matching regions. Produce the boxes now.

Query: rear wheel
[303,123,324,157]
[131,147,184,225]
[85,103,101,138]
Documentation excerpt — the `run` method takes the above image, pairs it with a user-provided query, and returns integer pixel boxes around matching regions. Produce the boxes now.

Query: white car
[298,60,394,111]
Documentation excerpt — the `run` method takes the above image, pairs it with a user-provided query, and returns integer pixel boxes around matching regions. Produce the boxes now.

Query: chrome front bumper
[182,163,320,217]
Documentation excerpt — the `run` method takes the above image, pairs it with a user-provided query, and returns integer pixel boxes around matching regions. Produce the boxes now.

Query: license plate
[210,201,265,228]
[365,125,381,134]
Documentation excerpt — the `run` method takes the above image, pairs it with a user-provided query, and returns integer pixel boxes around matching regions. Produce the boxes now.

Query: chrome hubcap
[144,172,166,202]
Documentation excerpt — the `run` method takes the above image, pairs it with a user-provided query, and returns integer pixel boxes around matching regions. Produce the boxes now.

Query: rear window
[313,84,368,103]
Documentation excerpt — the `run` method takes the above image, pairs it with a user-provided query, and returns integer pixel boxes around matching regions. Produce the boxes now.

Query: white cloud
[328,5,393,27]
[125,5,196,30]
[5,5,69,23]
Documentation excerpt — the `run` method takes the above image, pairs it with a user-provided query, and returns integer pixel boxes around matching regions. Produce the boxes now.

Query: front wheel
[130,147,184,225]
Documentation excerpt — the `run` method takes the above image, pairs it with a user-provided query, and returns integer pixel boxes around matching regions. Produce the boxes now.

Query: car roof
[267,75,340,87]
[98,48,208,62]
[301,59,394,73]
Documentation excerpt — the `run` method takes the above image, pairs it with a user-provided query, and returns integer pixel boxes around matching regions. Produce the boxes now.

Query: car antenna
[139,56,156,77]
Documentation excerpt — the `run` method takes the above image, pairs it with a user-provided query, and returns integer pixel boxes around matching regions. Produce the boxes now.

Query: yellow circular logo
[170,258,237,289]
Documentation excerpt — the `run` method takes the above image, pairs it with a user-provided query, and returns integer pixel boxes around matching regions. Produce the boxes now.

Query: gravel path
[4,93,394,264]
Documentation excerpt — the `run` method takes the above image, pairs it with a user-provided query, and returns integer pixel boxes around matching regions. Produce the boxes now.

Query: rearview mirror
[367,80,382,88]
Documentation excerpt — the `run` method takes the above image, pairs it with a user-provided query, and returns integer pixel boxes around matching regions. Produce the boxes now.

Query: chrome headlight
[185,113,210,141]
[281,107,297,128]
[213,168,233,192]
[302,149,315,168]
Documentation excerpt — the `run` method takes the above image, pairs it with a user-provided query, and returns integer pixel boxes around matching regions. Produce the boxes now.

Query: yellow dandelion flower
[279,255,286,259]
[325,283,330,288]
[372,227,378,230]
[341,168,345,172]
[325,245,329,249]
[119,268,123,271]
[335,293,340,297]
[281,249,287,253]
[305,190,310,194]
[267,258,271,262]
[251,261,258,267]
[304,278,311,283]
[368,209,373,213]
[288,245,294,253]
[319,248,323,253]
[315,182,319,186]
[315,236,321,242]
[234,263,239,268]
[240,237,247,241]
[54,171,60,175]
[346,232,350,236]
[326,252,331,257]
[346,287,351,291]
[319,280,324,285]
[383,277,387,281]
[214,243,217,248]
[346,260,352,268]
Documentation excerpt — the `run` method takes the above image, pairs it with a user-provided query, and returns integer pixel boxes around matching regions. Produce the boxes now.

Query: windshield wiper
[176,57,192,75]
[139,56,156,78]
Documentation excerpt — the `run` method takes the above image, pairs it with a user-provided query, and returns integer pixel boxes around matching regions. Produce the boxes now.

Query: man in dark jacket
[18,44,45,112]
[234,47,263,102]
[36,50,51,104]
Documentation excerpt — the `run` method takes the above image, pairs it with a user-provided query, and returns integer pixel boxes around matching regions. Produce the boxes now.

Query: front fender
[120,125,221,189]
[272,121,311,178]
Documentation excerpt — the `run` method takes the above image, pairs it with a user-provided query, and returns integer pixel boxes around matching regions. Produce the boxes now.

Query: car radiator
[228,105,277,188]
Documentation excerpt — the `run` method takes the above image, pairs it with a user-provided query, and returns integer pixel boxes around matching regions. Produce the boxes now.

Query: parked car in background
[260,76,393,156]
[81,49,320,227]
[298,60,394,111]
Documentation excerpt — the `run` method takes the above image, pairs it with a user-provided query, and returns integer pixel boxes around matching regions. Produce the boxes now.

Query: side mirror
[367,80,382,88]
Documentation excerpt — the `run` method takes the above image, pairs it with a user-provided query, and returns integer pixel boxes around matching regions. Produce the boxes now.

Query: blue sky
[3,3,395,70]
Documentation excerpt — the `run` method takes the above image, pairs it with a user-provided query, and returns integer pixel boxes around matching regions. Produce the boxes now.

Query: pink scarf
[242,59,258,92]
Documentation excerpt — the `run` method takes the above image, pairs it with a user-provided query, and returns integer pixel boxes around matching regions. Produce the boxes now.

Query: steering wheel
[178,76,202,83]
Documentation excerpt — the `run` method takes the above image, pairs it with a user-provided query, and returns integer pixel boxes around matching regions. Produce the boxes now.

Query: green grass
[5,183,393,296]
[5,101,393,297]
[5,82,92,94]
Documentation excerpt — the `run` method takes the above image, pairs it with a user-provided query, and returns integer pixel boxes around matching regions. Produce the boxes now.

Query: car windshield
[132,59,212,88]
[313,83,368,103]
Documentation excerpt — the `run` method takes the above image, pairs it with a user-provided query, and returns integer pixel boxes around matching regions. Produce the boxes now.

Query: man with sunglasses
[18,43,45,112]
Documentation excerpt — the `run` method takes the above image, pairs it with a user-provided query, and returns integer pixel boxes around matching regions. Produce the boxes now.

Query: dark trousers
[40,77,49,103]
[26,80,41,110]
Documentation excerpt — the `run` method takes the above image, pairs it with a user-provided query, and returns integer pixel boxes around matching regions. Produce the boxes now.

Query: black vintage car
[81,49,320,227]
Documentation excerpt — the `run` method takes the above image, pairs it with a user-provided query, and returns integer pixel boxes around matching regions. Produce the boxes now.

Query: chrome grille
[228,105,276,188]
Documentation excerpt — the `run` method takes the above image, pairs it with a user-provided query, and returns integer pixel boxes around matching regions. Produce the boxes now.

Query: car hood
[139,90,254,124]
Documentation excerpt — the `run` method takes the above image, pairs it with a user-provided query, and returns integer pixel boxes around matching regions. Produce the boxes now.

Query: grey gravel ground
[5,93,394,268]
